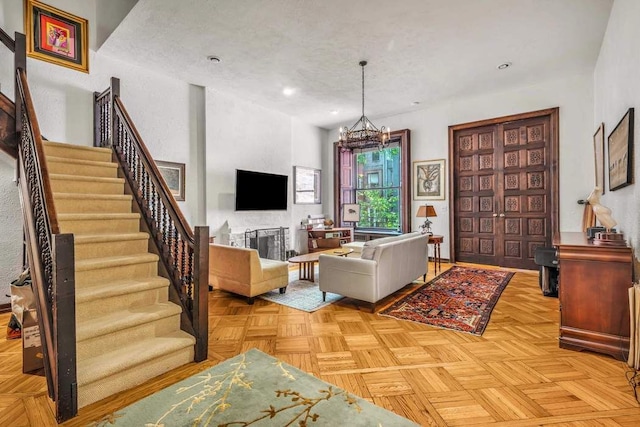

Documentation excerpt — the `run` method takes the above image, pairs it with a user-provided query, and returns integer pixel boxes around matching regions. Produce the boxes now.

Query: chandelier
[338,60,390,150]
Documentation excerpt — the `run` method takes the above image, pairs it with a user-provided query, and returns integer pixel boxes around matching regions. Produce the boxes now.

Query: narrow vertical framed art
[608,108,634,191]
[593,123,605,193]
[24,0,89,73]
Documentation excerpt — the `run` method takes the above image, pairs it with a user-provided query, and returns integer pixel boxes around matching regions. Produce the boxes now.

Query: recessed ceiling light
[330,110,339,115]
[497,62,512,70]
[206,55,221,63]
[282,87,296,96]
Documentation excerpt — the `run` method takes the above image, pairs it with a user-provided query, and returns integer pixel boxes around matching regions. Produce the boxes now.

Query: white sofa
[318,232,428,310]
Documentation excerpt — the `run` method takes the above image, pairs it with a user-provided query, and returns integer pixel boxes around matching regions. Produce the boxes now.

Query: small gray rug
[258,270,342,312]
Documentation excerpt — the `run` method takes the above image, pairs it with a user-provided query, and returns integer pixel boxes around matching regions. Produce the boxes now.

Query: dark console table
[555,232,632,360]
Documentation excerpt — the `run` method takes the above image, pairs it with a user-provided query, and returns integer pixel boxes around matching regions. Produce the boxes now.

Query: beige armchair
[208,244,289,304]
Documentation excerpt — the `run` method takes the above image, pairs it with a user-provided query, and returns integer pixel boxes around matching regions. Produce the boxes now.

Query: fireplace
[245,227,289,261]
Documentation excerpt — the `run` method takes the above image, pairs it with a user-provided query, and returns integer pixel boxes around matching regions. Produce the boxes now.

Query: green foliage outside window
[353,147,401,230]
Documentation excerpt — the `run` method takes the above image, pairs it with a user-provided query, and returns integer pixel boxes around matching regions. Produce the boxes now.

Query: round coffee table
[288,249,354,282]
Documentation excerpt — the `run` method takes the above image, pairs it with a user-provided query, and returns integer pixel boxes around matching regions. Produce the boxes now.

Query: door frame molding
[447,107,559,264]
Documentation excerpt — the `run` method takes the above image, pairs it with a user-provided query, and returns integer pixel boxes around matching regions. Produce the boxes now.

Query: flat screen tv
[235,169,288,211]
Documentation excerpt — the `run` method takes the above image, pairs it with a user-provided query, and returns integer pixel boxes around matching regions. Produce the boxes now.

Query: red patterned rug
[379,266,514,335]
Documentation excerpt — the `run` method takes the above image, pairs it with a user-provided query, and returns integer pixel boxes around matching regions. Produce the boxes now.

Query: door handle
[499,213,505,217]
[492,213,498,217]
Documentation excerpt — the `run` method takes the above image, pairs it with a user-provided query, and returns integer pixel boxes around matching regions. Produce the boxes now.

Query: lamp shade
[416,205,437,218]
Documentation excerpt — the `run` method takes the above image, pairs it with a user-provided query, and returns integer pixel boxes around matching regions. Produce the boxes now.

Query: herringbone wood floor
[1,262,640,426]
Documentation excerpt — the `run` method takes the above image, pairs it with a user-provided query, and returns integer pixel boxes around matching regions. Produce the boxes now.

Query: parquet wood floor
[1,262,639,426]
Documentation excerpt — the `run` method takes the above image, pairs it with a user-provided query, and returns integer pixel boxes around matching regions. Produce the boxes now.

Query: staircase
[45,140,196,408]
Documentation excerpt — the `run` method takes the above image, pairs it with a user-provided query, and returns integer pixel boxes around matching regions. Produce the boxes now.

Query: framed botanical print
[156,160,186,201]
[24,0,89,73]
[608,108,634,191]
[413,159,446,200]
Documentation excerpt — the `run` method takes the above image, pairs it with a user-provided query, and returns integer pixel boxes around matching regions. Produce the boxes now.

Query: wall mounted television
[235,169,288,211]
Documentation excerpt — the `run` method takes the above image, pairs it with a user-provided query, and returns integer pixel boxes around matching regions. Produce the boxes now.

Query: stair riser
[55,198,132,214]
[76,286,168,322]
[77,313,178,360]
[75,238,149,260]
[50,179,124,195]
[44,145,112,162]
[48,161,118,178]
[59,218,140,235]
[78,346,194,408]
[76,261,158,287]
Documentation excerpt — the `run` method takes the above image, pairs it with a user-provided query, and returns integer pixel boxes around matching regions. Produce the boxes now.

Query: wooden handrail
[18,69,59,234]
[0,27,15,52]
[114,96,194,240]
[0,92,18,158]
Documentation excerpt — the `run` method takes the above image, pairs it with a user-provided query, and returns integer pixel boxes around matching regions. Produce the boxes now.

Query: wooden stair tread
[75,276,168,304]
[76,330,195,386]
[76,301,182,343]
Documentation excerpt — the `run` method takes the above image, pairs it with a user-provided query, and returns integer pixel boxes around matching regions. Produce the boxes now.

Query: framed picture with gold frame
[24,0,89,73]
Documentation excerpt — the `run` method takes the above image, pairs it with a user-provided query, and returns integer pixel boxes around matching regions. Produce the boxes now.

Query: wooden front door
[449,108,559,270]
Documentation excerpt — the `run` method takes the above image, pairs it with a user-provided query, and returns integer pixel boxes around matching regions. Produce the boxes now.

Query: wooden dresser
[555,232,632,360]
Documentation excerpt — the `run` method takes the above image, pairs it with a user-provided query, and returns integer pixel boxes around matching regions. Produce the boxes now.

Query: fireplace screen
[245,227,288,261]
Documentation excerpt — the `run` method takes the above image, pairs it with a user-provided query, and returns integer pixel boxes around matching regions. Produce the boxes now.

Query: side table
[428,235,443,274]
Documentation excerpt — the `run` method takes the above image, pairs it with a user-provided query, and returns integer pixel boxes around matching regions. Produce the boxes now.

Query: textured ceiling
[99,0,613,130]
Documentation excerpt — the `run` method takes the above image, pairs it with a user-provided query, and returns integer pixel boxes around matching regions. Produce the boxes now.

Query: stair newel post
[14,32,26,137]
[109,77,120,148]
[193,226,209,362]
[52,233,77,422]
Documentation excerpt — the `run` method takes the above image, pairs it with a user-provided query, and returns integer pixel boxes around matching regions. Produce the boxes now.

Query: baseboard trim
[0,303,11,314]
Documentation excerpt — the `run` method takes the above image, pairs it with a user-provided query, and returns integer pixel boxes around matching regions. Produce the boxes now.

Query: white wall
[326,72,595,259]
[205,90,326,250]
[594,0,640,263]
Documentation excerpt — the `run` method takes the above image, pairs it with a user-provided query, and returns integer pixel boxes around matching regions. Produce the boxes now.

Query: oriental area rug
[90,348,418,426]
[258,269,343,312]
[379,266,514,335]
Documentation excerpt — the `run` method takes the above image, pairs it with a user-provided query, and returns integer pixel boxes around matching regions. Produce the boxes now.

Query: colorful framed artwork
[608,108,634,191]
[156,160,186,201]
[593,123,605,194]
[413,159,446,200]
[24,0,89,73]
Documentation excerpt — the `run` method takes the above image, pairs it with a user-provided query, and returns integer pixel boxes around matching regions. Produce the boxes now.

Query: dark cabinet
[555,232,632,360]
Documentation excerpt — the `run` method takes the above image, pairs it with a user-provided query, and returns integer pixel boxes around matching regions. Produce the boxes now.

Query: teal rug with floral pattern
[89,348,418,426]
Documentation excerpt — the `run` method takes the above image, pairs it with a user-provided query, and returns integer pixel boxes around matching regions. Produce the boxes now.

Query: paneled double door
[450,108,559,270]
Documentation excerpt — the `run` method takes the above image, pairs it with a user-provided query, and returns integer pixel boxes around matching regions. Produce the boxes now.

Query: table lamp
[417,205,437,235]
